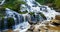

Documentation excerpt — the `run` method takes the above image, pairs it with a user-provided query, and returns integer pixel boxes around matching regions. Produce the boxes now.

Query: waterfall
[0,0,5,5]
[0,0,59,32]
[21,0,56,20]
[0,8,30,32]
[19,0,57,31]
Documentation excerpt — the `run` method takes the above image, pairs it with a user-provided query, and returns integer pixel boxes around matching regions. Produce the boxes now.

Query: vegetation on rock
[55,0,60,8]
[36,0,54,5]
[2,0,26,13]
[38,12,46,20]
[0,7,6,17]
[0,17,4,30]
[29,12,35,15]
[36,0,60,12]
[7,18,15,29]
[19,10,28,14]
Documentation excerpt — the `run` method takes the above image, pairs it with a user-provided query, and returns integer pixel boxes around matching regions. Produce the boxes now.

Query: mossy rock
[36,0,47,5]
[29,12,35,15]
[7,18,15,29]
[0,7,6,17]
[37,12,46,20]
[0,17,4,30]
[19,10,28,14]
[36,0,54,5]
[2,0,26,13]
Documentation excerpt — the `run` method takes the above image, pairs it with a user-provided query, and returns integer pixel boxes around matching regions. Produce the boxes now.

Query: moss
[19,10,28,14]
[1,17,4,30]
[3,0,26,12]
[29,12,35,15]
[7,18,15,29]
[36,0,54,5]
[54,0,60,8]
[38,12,46,20]
[0,17,15,30]
[0,7,6,17]
[36,0,46,5]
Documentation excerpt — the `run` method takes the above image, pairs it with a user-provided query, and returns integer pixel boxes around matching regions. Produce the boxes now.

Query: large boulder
[55,15,60,20]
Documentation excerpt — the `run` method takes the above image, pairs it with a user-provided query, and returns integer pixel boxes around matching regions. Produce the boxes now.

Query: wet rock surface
[0,0,60,32]
[55,15,60,20]
[26,15,60,32]
[1,15,60,32]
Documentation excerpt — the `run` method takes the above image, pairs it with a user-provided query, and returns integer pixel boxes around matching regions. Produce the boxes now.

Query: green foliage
[36,0,54,5]
[19,10,28,14]
[1,17,4,29]
[54,0,60,8]
[0,7,5,17]
[45,0,54,3]
[29,12,35,15]
[0,17,15,30]
[3,0,26,12]
[39,12,46,19]
[7,18,15,29]
[36,0,45,5]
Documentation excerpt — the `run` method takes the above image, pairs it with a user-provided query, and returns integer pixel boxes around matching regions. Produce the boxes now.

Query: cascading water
[0,0,5,5]
[21,0,56,20]
[0,8,30,32]
[5,8,30,31]
[0,0,59,32]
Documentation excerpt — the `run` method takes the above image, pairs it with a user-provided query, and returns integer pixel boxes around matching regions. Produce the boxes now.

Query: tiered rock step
[40,15,60,32]
[1,15,60,32]
[26,15,60,32]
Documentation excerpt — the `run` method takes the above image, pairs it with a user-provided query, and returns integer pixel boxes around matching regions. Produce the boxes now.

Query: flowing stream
[0,0,59,32]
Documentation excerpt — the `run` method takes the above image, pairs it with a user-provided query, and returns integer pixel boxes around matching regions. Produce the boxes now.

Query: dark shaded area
[7,18,15,29]
[52,22,60,26]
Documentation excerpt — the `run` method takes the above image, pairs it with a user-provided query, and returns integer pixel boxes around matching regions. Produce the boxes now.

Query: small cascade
[21,0,57,21]
[0,8,30,32]
[0,0,59,32]
[0,0,5,5]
